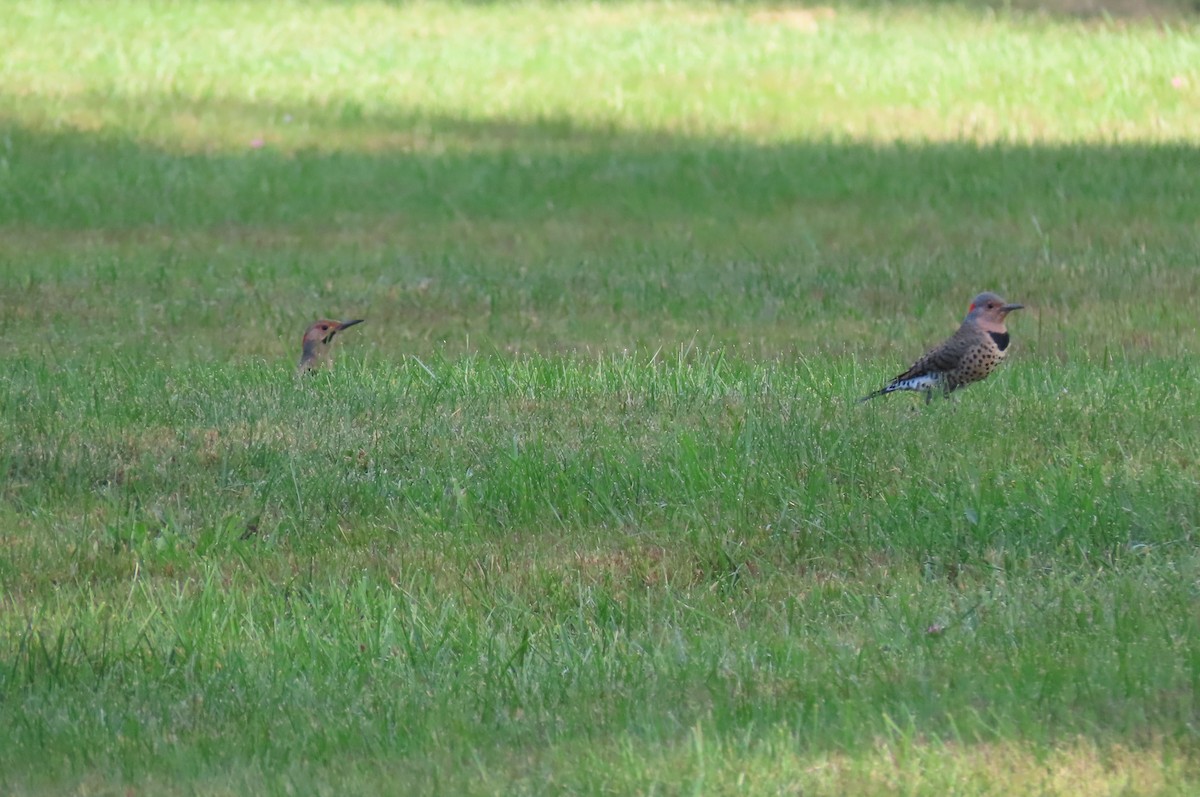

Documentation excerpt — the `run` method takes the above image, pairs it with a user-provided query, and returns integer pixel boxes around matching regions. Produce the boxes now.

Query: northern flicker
[860,292,1023,404]
[297,318,363,373]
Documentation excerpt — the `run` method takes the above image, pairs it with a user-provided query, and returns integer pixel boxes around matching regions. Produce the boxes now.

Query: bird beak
[1001,303,1023,313]
[337,319,364,330]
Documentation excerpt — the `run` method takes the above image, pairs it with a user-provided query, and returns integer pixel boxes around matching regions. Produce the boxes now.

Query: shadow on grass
[2,99,1197,235]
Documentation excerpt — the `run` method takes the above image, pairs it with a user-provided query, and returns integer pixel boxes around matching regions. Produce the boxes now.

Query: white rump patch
[893,374,943,393]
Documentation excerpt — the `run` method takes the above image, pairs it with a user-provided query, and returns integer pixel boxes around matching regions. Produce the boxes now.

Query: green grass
[2,0,1200,794]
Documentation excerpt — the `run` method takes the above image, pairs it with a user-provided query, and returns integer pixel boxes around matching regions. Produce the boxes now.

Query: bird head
[965,293,1023,326]
[298,318,363,372]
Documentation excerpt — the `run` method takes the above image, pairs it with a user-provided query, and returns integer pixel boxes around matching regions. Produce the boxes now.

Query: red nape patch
[968,304,976,312]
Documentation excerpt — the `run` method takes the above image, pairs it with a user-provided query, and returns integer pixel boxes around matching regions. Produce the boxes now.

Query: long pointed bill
[1001,303,1023,312]
[322,319,365,345]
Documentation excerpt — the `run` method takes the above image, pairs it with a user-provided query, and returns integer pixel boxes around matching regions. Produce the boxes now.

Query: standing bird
[860,292,1023,404]
[297,318,364,373]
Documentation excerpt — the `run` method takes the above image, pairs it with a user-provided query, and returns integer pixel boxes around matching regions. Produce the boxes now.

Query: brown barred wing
[890,325,973,381]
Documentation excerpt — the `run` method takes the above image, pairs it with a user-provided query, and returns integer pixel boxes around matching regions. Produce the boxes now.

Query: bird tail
[857,386,892,403]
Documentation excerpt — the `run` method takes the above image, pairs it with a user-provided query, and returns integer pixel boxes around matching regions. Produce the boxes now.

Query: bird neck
[973,316,1007,334]
[300,339,327,366]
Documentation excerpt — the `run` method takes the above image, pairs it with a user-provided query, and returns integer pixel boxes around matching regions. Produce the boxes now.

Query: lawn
[2,0,1200,794]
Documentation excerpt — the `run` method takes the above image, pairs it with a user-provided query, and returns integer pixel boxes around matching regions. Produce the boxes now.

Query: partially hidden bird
[860,292,1023,404]
[297,318,364,373]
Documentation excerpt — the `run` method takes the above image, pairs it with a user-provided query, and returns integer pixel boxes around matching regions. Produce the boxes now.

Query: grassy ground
[2,1,1200,794]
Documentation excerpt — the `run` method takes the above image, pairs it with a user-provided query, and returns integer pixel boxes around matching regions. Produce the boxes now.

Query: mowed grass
[2,1,1200,794]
